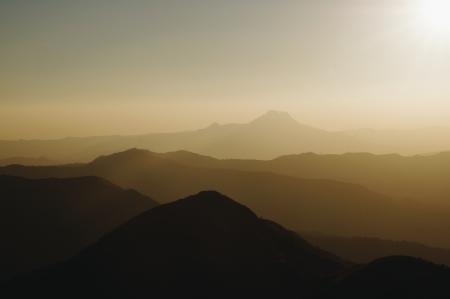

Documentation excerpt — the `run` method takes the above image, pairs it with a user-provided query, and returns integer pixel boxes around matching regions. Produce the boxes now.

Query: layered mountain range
[2,148,450,248]
[2,111,450,162]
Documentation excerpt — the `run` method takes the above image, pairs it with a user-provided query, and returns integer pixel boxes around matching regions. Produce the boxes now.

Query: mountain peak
[260,110,294,119]
[250,110,298,126]
[172,191,258,220]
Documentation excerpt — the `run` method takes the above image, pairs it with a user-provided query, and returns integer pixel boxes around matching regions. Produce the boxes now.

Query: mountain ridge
[3,111,450,162]
[2,148,450,248]
[0,111,372,162]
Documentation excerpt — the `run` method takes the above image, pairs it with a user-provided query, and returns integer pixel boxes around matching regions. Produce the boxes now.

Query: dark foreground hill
[0,175,157,281]
[3,192,450,299]
[1,149,450,248]
[2,191,347,299]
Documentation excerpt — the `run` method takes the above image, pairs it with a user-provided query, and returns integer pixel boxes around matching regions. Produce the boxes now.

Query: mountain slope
[0,175,157,281]
[2,191,348,298]
[160,150,450,205]
[304,233,450,267]
[1,149,450,248]
[3,192,450,299]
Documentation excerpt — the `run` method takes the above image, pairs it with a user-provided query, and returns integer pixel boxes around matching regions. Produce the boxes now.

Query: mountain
[0,175,157,281]
[2,149,450,248]
[0,111,370,162]
[160,150,450,205]
[3,192,450,299]
[0,191,347,298]
[4,111,450,163]
[0,156,56,166]
[3,111,450,163]
[304,232,450,267]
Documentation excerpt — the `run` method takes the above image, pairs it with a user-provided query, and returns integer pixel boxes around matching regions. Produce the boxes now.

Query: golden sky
[1,0,450,139]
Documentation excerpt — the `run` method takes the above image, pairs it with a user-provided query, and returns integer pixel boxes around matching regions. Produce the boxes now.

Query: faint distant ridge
[0,110,366,162]
[0,156,56,166]
[2,110,450,162]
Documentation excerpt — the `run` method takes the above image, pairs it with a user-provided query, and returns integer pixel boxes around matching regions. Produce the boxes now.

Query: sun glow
[416,0,450,35]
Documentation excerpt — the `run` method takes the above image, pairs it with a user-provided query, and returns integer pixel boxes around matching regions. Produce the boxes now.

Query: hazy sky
[1,0,450,139]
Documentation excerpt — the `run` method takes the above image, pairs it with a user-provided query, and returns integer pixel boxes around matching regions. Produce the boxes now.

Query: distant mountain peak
[257,110,294,120]
[250,110,299,126]
[206,122,220,128]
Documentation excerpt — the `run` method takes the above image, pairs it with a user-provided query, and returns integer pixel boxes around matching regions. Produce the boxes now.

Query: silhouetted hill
[1,149,450,248]
[0,175,157,281]
[323,256,450,299]
[304,232,450,267]
[4,192,450,298]
[2,191,348,298]
[1,192,346,298]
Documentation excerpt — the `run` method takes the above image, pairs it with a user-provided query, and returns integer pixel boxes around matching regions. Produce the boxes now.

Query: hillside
[0,191,347,298]
[0,156,56,166]
[160,150,450,205]
[0,175,157,281]
[3,192,450,299]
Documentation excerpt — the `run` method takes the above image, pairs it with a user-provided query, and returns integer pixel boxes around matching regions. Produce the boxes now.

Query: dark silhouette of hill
[160,150,450,205]
[3,192,450,299]
[0,191,348,298]
[0,156,56,166]
[0,175,157,281]
[322,256,450,299]
[2,149,450,248]
[303,232,450,267]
